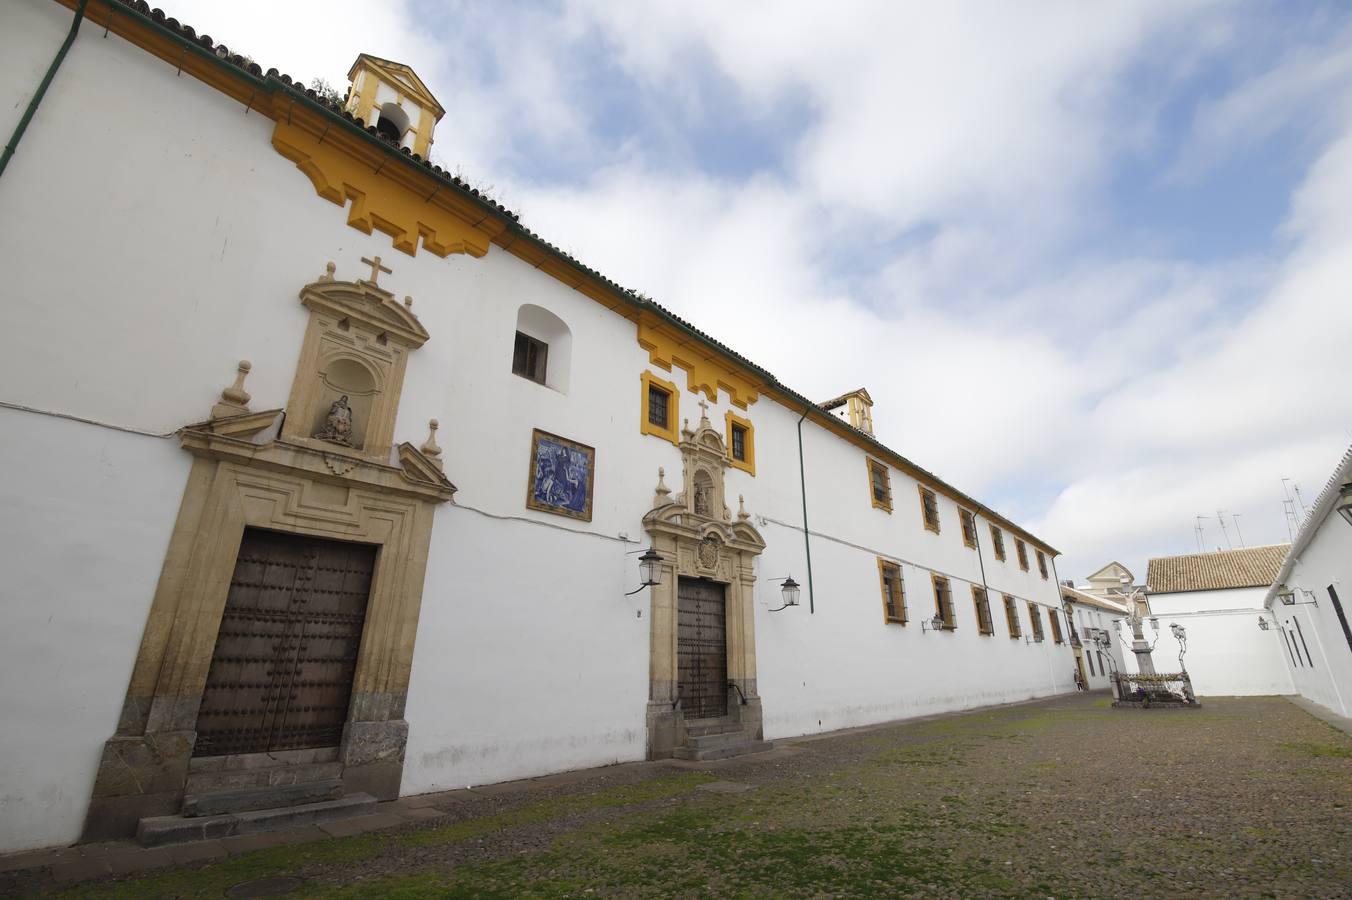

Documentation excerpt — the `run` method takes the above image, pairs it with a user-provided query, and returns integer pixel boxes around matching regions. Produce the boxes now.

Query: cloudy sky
[169,0,1352,579]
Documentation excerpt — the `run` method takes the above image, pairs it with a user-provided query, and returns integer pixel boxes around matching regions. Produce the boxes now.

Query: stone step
[684,719,742,737]
[137,793,376,847]
[672,741,773,762]
[687,729,751,751]
[182,778,344,817]
[185,761,344,796]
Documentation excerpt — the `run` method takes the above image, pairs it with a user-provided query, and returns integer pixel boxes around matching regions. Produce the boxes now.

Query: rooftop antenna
[1232,512,1246,549]
[1215,509,1234,550]
[1293,483,1310,522]
[1281,479,1299,542]
[1193,515,1208,553]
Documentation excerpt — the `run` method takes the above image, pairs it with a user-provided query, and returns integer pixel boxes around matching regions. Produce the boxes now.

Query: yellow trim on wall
[724,410,755,476]
[918,485,941,534]
[867,459,892,512]
[636,318,762,409]
[639,371,680,445]
[878,558,906,624]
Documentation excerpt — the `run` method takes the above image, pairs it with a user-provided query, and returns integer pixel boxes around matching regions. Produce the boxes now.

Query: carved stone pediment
[299,270,430,350]
[182,411,456,503]
[280,261,430,461]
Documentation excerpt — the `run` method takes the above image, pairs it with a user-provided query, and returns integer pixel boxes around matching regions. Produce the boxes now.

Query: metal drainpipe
[0,0,88,181]
[796,406,816,614]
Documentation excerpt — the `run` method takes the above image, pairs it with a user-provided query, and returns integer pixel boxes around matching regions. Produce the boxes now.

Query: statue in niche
[693,477,712,517]
[314,395,355,445]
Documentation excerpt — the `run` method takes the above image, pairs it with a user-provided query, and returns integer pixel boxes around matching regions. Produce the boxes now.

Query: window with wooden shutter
[1016,539,1030,571]
[918,486,941,534]
[512,331,548,384]
[868,459,892,511]
[1004,594,1021,638]
[972,586,993,635]
[878,559,906,624]
[990,526,1006,561]
[1028,602,1045,641]
[1049,608,1064,643]
[932,575,955,629]
[960,509,977,549]
[1036,549,1049,579]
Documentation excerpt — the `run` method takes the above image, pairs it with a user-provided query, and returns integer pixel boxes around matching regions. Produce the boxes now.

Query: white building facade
[0,0,1073,853]
[1144,547,1294,697]
[1263,447,1352,718]
[1061,584,1128,690]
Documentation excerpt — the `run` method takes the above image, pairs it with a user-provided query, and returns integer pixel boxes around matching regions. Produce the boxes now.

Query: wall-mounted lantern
[1336,483,1352,529]
[1279,589,1319,608]
[767,576,801,612]
[625,548,664,596]
[1258,616,1271,631]
[1149,616,1160,632]
[921,614,946,633]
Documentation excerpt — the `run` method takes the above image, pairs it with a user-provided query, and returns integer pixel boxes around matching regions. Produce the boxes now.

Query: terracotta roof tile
[1145,545,1289,594]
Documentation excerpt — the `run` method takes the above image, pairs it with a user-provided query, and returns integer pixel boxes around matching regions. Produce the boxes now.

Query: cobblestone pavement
[3,693,1349,898]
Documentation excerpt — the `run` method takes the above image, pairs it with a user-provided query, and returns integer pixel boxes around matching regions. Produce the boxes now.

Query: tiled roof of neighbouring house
[1145,545,1290,594]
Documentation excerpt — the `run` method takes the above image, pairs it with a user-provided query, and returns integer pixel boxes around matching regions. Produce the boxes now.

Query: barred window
[879,560,907,624]
[1036,549,1049,579]
[933,575,955,628]
[868,460,892,511]
[972,586,993,635]
[1028,602,1045,641]
[990,526,1006,562]
[730,423,747,461]
[960,509,977,549]
[919,487,941,534]
[648,383,670,428]
[1016,539,1030,571]
[1004,594,1021,638]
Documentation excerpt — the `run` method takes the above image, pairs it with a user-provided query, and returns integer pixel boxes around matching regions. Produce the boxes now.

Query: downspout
[797,406,816,614]
[0,0,88,181]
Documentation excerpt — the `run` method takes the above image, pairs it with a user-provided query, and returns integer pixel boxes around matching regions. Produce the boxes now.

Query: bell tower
[344,54,445,158]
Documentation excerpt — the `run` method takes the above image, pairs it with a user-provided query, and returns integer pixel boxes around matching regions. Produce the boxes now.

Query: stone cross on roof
[360,255,392,287]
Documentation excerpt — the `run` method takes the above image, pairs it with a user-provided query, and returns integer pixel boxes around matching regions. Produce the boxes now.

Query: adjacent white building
[1144,546,1293,696]
[1060,584,1128,690]
[1263,446,1352,718]
[0,0,1075,853]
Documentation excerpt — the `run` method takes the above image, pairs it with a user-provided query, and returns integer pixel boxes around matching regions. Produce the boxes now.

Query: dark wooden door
[194,529,376,757]
[677,577,727,720]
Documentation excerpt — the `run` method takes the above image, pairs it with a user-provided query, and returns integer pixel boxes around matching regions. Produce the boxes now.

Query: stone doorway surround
[642,409,766,759]
[82,263,455,841]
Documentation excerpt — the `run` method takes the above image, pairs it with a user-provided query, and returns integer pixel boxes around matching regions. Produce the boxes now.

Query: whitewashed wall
[1272,514,1352,717]
[1147,588,1294,696]
[0,0,1070,851]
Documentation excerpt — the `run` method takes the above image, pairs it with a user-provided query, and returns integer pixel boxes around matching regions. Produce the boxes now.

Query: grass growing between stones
[37,695,1352,898]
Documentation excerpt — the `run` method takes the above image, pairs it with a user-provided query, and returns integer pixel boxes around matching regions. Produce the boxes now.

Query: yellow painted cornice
[271,107,503,257]
[636,317,763,410]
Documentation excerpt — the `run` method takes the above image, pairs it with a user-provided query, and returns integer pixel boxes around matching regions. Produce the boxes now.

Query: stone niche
[642,409,766,758]
[82,261,454,842]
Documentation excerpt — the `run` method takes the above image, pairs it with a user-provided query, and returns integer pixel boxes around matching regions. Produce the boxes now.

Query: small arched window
[512,304,571,393]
